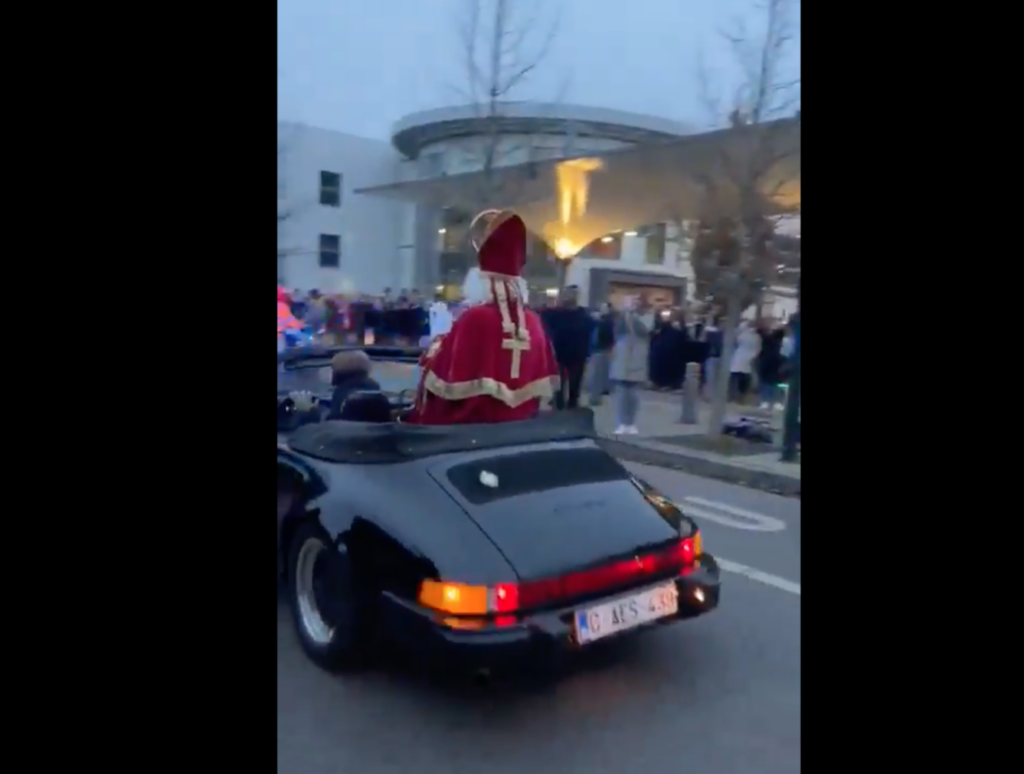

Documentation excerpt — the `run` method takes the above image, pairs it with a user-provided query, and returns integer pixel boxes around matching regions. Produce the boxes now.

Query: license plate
[574,582,679,644]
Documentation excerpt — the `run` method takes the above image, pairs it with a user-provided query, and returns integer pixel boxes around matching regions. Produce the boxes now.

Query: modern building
[278,103,800,306]
[381,103,708,306]
[277,121,404,294]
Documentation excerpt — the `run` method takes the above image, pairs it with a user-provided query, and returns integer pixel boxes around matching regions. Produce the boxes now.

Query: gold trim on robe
[480,210,517,245]
[423,371,560,408]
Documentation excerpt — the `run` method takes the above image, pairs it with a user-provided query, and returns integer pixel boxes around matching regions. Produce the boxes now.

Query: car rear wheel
[287,522,371,672]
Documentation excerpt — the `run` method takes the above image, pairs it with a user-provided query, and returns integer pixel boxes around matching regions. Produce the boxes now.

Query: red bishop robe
[406,302,560,425]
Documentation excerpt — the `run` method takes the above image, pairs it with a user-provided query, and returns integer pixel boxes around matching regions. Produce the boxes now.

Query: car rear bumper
[380,554,721,674]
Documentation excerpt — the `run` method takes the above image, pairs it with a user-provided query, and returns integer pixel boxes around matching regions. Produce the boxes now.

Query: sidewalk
[586,393,801,497]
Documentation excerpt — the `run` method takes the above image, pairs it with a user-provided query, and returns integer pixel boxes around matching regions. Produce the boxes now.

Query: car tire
[287,521,372,672]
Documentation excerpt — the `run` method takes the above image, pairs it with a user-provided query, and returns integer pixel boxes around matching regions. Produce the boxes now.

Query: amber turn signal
[418,580,489,615]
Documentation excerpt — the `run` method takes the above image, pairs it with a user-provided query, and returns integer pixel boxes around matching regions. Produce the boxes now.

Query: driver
[327,350,382,420]
[406,210,559,425]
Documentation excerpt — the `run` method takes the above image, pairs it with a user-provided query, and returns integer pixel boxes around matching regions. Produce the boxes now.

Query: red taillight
[670,537,696,566]
[492,582,519,613]
[496,535,700,612]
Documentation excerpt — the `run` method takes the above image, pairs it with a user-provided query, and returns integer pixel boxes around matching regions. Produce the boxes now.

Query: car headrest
[339,390,393,423]
[278,391,322,432]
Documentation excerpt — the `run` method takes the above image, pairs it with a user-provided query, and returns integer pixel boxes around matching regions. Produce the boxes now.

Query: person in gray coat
[609,296,654,434]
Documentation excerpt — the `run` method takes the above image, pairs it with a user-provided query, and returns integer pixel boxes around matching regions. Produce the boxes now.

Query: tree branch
[450,0,564,209]
[683,0,801,438]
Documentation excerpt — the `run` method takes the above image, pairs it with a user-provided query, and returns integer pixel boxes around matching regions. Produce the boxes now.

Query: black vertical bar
[780,274,801,462]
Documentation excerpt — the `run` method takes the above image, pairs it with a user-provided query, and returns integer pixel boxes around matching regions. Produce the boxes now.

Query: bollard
[680,362,701,424]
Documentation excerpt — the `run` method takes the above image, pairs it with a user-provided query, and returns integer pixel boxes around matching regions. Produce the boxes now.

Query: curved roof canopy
[391,102,694,157]
[356,119,800,251]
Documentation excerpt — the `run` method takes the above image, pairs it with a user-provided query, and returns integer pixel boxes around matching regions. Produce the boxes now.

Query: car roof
[286,409,597,464]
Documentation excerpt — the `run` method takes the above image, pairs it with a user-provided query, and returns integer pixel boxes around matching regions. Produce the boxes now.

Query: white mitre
[461,266,529,307]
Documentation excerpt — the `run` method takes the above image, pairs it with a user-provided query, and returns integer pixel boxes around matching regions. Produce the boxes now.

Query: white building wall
[560,228,694,307]
[277,122,407,294]
[275,116,698,300]
[762,287,798,320]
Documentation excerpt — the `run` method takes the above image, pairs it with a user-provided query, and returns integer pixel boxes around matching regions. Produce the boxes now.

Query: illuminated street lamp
[545,157,604,289]
[553,238,579,259]
[550,237,582,289]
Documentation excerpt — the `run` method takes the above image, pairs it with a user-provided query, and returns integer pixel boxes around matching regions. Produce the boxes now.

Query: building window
[319,171,342,207]
[644,224,667,265]
[583,234,622,260]
[319,234,340,268]
[439,207,471,252]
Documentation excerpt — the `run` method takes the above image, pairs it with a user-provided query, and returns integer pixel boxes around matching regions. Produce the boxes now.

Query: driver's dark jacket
[328,374,382,420]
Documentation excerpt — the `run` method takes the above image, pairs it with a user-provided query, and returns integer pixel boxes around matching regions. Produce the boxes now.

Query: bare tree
[687,213,780,308]
[689,0,801,440]
[452,0,562,210]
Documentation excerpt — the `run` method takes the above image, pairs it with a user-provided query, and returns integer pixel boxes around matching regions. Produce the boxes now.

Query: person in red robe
[277,286,303,352]
[406,210,559,425]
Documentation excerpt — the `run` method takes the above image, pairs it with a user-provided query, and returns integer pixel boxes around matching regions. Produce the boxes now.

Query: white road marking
[681,496,787,532]
[717,557,801,596]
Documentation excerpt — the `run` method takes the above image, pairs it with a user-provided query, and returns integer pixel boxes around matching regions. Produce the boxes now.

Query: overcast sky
[278,0,800,141]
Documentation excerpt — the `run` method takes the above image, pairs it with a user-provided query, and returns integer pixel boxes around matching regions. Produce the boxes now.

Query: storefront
[588,267,687,309]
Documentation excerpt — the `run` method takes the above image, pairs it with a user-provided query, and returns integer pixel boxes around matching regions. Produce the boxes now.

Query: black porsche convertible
[276,347,721,675]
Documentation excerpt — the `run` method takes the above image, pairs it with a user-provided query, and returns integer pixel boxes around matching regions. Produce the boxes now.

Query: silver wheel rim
[295,538,335,646]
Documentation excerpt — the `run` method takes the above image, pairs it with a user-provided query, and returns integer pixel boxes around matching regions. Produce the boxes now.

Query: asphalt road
[278,465,800,774]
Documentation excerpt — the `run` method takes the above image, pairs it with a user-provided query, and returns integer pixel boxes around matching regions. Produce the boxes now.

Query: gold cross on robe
[502,336,531,379]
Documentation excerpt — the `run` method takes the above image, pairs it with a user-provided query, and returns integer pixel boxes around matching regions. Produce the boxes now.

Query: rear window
[446,448,628,505]
[279,360,418,395]
[372,360,418,393]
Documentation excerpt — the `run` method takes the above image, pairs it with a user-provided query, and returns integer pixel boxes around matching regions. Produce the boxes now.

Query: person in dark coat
[323,296,344,345]
[346,298,369,343]
[756,322,786,409]
[362,301,383,344]
[540,286,592,410]
[665,309,691,389]
[649,309,688,389]
[647,310,669,387]
[327,350,382,419]
[586,304,615,404]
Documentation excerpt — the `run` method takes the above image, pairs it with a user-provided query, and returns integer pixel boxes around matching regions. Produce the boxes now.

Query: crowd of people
[279,283,796,433]
[282,287,432,346]
[539,288,797,434]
